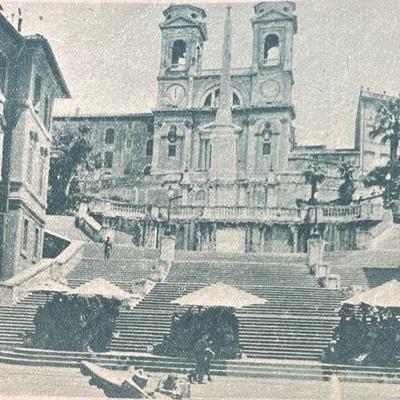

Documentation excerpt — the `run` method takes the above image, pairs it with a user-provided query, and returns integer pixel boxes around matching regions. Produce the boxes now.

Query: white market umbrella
[171,283,267,309]
[343,280,400,308]
[70,278,131,301]
[29,280,71,293]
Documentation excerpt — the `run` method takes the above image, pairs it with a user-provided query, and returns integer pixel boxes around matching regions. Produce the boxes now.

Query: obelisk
[215,5,233,126]
[209,5,239,182]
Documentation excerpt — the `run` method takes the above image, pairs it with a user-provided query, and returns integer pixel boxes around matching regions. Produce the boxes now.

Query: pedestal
[321,274,341,289]
[315,263,330,279]
[307,238,325,272]
[160,234,176,264]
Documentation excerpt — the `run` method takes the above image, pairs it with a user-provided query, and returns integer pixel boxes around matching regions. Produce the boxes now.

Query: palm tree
[370,99,400,180]
[303,162,326,205]
[338,161,355,205]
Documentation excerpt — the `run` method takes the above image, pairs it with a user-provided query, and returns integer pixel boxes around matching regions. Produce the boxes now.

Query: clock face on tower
[259,80,281,100]
[166,84,186,106]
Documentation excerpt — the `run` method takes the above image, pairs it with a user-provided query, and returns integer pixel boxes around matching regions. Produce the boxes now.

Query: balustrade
[88,199,381,224]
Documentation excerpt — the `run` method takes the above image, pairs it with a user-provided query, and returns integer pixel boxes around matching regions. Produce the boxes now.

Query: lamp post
[165,185,183,235]
[311,192,320,238]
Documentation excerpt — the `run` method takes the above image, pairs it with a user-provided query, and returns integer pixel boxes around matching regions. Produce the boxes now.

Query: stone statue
[262,122,272,141]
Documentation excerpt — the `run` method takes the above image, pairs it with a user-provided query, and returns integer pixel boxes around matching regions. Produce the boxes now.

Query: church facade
[53,2,385,253]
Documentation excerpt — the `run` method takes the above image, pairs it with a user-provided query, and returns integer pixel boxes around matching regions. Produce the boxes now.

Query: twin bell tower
[153,2,297,190]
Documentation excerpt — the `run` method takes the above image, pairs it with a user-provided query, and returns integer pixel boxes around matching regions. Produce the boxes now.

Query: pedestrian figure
[104,237,112,260]
[204,339,215,382]
[194,335,210,384]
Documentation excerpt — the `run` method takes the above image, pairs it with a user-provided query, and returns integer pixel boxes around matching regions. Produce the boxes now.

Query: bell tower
[156,5,207,110]
[159,5,207,77]
[152,5,207,177]
[246,2,297,178]
[250,1,297,105]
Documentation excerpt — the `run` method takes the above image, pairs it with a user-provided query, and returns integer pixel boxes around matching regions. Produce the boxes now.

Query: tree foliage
[48,123,96,214]
[363,160,400,203]
[370,99,400,170]
[27,293,120,352]
[363,164,391,189]
[338,161,356,205]
[303,162,326,204]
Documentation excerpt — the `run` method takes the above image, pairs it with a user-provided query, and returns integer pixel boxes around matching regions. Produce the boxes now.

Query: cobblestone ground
[1,363,400,400]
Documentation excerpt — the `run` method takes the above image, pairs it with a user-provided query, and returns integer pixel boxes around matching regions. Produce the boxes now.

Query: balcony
[308,203,382,224]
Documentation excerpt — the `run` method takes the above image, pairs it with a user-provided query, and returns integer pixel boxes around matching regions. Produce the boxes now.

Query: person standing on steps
[104,237,112,260]
[194,335,211,384]
[204,339,215,382]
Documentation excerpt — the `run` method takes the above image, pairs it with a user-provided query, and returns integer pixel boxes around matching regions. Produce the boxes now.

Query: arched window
[202,88,242,108]
[146,139,153,157]
[233,92,240,106]
[262,122,272,155]
[264,34,280,66]
[167,125,178,158]
[171,40,187,70]
[204,93,212,107]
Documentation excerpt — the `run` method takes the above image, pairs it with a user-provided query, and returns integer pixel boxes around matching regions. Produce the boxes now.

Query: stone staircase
[110,259,342,361]
[371,222,400,250]
[324,250,400,289]
[0,247,341,362]
[0,244,159,349]
[3,244,400,383]
[0,293,46,349]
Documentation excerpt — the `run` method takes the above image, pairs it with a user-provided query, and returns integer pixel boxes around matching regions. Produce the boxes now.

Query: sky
[3,0,400,148]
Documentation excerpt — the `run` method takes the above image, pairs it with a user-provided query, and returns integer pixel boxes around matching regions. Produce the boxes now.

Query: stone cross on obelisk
[209,5,240,182]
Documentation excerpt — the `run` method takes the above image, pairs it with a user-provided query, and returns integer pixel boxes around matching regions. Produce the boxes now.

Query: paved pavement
[189,376,400,400]
[0,364,105,399]
[2,363,400,400]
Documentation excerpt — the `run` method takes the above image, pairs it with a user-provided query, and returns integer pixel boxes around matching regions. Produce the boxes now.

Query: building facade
[53,2,385,253]
[0,13,69,279]
[354,88,394,177]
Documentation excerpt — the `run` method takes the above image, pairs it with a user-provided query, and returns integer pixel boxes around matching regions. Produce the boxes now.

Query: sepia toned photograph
[0,0,400,398]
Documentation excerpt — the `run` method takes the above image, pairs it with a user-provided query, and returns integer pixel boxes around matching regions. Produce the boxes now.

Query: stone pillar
[307,238,326,273]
